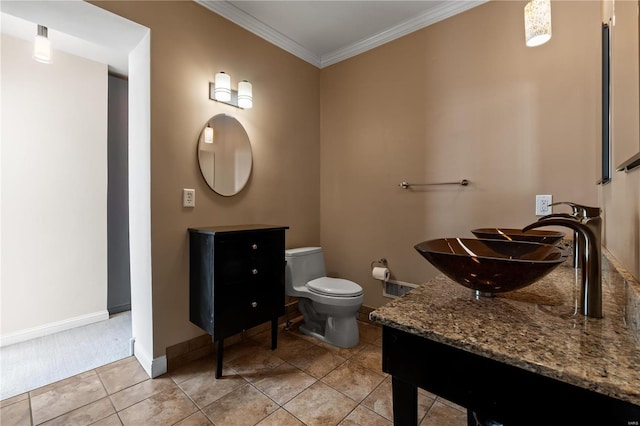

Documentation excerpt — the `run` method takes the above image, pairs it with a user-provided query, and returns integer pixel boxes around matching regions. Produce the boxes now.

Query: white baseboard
[134,345,167,379]
[0,310,110,347]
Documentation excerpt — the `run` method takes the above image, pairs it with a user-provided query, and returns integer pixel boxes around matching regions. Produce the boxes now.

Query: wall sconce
[524,0,552,47]
[33,24,52,63]
[209,72,253,109]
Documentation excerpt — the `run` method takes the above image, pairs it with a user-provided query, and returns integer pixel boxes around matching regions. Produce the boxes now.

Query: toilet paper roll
[372,267,390,282]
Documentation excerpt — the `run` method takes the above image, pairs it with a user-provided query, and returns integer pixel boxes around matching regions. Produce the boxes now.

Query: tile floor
[1,321,468,425]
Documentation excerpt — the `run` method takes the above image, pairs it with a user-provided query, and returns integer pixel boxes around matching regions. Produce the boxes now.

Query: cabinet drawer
[214,232,283,283]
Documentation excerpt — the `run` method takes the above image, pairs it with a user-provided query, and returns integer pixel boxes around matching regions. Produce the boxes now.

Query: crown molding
[197,0,487,69]
[321,1,488,68]
[196,0,322,67]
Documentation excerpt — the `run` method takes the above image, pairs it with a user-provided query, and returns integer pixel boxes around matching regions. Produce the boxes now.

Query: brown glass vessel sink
[414,238,567,295]
[471,228,564,245]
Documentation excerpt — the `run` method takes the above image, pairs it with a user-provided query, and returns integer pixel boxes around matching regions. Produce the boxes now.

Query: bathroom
[1,0,639,424]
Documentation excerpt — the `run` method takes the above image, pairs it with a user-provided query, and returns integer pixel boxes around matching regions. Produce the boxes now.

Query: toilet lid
[307,277,363,297]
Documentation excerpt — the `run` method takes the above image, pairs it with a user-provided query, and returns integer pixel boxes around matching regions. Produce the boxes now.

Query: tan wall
[94,1,321,356]
[320,1,602,308]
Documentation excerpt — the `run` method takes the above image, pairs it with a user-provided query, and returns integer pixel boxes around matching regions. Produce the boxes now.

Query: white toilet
[285,247,363,348]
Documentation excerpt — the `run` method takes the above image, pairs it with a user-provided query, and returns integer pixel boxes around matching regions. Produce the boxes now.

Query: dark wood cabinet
[188,224,288,377]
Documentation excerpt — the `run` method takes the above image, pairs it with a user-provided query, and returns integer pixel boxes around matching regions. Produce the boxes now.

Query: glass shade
[524,0,552,47]
[237,80,253,109]
[214,72,231,102]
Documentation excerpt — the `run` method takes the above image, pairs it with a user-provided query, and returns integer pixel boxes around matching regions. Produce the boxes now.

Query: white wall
[1,34,108,342]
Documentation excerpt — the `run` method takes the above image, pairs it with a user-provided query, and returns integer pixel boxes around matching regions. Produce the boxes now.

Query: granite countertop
[370,248,640,407]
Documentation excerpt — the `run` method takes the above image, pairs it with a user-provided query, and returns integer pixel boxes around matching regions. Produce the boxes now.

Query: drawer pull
[252,268,258,275]
[252,243,258,250]
[251,301,258,308]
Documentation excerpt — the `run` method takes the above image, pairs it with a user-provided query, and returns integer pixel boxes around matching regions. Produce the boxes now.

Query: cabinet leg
[271,317,278,350]
[216,339,224,379]
[392,376,418,425]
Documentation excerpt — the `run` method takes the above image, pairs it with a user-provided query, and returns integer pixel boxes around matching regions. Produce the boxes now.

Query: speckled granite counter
[370,248,640,407]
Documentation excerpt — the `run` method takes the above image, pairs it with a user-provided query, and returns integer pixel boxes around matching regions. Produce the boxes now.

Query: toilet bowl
[285,247,363,348]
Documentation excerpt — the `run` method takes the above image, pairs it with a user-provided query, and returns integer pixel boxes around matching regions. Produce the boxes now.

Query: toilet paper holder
[370,258,388,268]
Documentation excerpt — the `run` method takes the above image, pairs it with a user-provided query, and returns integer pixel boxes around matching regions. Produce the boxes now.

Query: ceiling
[197,1,487,68]
[0,1,486,72]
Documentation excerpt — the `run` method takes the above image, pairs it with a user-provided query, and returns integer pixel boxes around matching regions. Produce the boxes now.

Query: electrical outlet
[535,194,552,216]
[183,189,195,207]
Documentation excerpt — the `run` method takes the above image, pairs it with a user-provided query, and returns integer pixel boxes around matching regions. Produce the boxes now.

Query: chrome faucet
[523,215,603,318]
[542,202,602,269]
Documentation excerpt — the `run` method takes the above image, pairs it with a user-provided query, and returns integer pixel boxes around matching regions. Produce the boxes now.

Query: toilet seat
[307,277,363,297]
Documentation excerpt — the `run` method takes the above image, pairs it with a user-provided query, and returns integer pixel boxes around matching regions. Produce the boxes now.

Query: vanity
[188,224,288,378]
[371,250,640,425]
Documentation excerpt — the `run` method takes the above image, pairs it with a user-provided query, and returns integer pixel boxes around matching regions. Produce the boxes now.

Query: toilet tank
[285,247,326,288]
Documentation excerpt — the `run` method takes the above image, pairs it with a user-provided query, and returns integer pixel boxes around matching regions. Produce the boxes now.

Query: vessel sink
[414,238,567,295]
[471,228,564,245]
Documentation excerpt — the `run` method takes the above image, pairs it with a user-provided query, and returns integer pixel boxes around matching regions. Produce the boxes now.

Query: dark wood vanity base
[383,325,640,426]
[188,225,288,378]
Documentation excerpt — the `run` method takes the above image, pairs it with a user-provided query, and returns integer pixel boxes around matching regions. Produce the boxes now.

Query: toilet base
[299,315,359,348]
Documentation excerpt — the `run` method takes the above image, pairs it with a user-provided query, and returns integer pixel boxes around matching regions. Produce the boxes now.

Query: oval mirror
[197,114,252,196]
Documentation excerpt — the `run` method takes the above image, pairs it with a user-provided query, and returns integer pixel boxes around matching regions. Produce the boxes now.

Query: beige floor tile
[358,323,382,344]
[118,386,197,426]
[91,413,123,426]
[353,344,384,374]
[40,397,115,426]
[420,400,467,426]
[202,383,278,426]
[361,377,435,422]
[316,338,369,359]
[338,405,392,426]
[174,410,213,425]
[29,370,96,398]
[285,344,346,379]
[110,376,177,411]
[321,360,386,402]
[97,357,150,395]
[0,397,30,426]
[436,396,466,412]
[178,368,247,408]
[31,371,107,425]
[0,393,28,409]
[283,381,357,426]
[226,349,285,383]
[255,408,304,425]
[169,356,218,385]
[252,362,317,405]
[270,333,316,361]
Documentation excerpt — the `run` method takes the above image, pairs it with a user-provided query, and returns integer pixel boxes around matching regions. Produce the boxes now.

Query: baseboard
[0,310,110,347]
[134,345,167,378]
[108,303,131,315]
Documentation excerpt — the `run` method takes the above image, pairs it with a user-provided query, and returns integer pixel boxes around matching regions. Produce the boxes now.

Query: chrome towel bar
[399,179,469,189]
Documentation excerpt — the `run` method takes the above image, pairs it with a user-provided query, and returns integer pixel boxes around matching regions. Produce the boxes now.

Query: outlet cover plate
[183,189,195,207]
[535,194,552,216]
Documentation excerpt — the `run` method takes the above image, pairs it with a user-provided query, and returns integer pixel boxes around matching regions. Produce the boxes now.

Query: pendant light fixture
[33,25,52,63]
[524,0,552,47]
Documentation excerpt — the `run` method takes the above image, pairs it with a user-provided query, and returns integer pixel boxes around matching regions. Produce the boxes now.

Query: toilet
[285,247,363,348]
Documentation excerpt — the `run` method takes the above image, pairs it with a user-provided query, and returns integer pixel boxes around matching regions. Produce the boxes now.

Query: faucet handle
[549,201,600,218]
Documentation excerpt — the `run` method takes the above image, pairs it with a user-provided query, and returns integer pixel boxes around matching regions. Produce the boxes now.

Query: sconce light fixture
[209,72,253,109]
[524,0,552,47]
[33,24,52,63]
